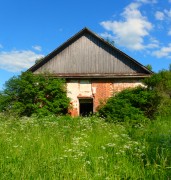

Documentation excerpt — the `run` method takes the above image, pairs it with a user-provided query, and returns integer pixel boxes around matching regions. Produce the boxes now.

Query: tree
[35,57,44,64]
[144,69,171,116]
[146,64,152,71]
[106,38,115,46]
[144,70,171,98]
[0,72,70,116]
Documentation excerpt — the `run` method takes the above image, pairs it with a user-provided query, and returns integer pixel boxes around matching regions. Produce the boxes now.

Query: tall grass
[0,114,170,179]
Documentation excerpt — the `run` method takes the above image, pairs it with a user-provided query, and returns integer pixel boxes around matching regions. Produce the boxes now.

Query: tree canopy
[0,72,70,116]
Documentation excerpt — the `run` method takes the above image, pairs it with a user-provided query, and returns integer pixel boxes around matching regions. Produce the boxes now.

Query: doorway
[79,98,93,116]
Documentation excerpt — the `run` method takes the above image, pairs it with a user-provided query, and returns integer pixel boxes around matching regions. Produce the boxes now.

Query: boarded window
[80,80,91,92]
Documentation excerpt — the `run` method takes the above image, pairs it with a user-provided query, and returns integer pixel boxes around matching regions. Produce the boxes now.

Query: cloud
[32,45,42,51]
[0,50,44,72]
[99,32,115,40]
[164,9,171,18]
[136,0,157,4]
[145,37,159,48]
[169,0,171,3]
[0,44,3,49]
[155,11,165,20]
[152,43,171,58]
[168,29,171,35]
[100,2,153,50]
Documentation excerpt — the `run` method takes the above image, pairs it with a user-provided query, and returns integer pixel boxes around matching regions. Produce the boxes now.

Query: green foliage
[146,64,152,71]
[0,115,170,179]
[143,72,162,89]
[144,70,171,116]
[98,96,145,123]
[106,38,115,46]
[99,67,171,122]
[126,115,171,179]
[155,70,171,98]
[98,87,161,122]
[35,57,44,64]
[0,72,70,116]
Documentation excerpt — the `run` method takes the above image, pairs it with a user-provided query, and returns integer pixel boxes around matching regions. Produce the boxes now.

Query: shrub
[98,97,146,123]
[117,87,161,119]
[98,86,161,122]
[0,72,70,116]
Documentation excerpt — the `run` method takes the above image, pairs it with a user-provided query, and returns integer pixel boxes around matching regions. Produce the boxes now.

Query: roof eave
[47,73,151,79]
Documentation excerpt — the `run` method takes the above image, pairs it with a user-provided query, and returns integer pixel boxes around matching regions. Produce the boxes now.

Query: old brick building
[29,28,152,116]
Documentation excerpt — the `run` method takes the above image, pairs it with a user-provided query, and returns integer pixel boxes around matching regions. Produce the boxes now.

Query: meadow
[0,114,170,179]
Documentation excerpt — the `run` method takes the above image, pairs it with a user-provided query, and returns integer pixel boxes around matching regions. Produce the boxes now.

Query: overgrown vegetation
[144,69,171,117]
[98,86,160,122]
[0,114,170,179]
[98,68,171,122]
[0,66,170,179]
[0,72,70,116]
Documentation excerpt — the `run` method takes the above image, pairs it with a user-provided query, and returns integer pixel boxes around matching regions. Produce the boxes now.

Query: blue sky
[0,0,171,90]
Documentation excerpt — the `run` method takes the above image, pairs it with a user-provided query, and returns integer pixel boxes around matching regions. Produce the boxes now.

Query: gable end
[28,27,153,77]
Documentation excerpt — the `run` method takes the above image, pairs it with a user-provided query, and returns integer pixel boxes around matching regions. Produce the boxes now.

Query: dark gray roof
[28,27,153,77]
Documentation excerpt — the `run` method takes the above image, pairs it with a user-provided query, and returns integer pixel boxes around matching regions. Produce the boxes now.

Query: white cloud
[0,44,3,49]
[0,50,44,72]
[100,2,153,50]
[164,9,171,18]
[168,29,171,35]
[169,0,171,3]
[152,43,171,58]
[155,11,165,20]
[145,38,159,48]
[100,32,115,40]
[32,45,42,51]
[136,0,157,4]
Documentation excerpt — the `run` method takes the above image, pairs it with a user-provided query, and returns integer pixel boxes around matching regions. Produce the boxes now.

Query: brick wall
[92,80,113,111]
[67,78,143,116]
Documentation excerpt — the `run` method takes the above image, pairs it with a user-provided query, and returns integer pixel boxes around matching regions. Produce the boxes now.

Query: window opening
[79,98,93,116]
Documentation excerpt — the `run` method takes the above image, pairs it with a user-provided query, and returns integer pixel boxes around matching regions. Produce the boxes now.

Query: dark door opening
[79,99,93,116]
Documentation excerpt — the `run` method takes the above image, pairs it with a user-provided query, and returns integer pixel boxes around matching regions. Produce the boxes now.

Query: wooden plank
[34,33,148,75]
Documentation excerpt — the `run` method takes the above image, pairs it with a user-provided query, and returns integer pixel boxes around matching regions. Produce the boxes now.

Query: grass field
[0,114,170,179]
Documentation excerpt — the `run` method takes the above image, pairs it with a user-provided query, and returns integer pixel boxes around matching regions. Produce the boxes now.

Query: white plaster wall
[67,80,80,109]
[67,80,93,113]
[79,80,92,97]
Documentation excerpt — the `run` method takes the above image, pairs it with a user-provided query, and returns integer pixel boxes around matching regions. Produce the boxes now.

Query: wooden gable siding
[34,32,149,76]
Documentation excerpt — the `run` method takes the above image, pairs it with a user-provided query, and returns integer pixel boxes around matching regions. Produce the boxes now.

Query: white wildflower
[101,146,106,150]
[106,143,116,147]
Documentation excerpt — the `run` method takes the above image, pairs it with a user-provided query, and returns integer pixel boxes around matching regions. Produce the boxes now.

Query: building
[29,27,152,116]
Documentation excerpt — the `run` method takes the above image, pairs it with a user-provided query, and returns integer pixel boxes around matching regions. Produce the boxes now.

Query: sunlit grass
[0,114,170,179]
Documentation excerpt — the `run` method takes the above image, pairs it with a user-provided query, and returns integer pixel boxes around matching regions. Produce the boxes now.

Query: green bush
[117,87,161,119]
[99,68,171,122]
[98,87,160,122]
[144,70,171,116]
[98,97,145,123]
[0,72,70,116]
